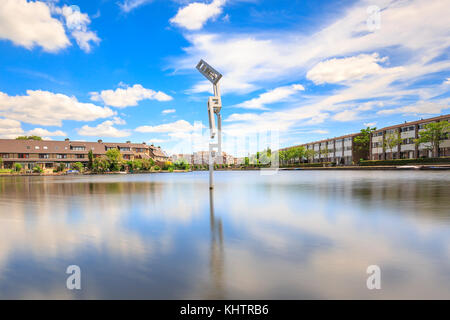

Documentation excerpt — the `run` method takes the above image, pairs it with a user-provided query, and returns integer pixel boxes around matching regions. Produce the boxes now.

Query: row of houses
[283,114,450,165]
[0,138,169,170]
[171,151,242,166]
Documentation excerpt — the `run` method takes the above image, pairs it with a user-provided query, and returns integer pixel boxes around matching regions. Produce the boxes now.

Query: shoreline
[1,165,450,177]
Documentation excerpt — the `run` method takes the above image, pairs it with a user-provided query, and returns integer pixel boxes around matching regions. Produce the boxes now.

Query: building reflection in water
[208,189,225,299]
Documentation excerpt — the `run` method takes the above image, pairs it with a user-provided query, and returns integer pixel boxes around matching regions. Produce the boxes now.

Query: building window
[119,147,131,151]
[1,154,9,159]
[75,154,85,159]
[35,146,40,150]
[56,154,67,159]
[71,146,86,151]
[43,146,48,150]
[39,154,49,159]
[402,138,414,144]
[401,126,415,132]
[18,154,29,159]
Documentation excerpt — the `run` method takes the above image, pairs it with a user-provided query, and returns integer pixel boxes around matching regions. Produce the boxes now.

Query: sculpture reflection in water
[208,189,225,298]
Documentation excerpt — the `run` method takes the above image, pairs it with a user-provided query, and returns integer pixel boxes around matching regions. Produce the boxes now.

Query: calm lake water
[0,170,449,299]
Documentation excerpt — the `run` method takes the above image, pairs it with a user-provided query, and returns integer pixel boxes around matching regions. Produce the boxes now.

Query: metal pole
[209,143,214,189]
[217,113,222,164]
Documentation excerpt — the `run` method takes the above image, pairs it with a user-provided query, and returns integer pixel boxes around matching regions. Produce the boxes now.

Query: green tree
[33,165,43,173]
[16,135,42,140]
[14,163,22,172]
[415,120,450,158]
[105,148,123,171]
[319,145,330,162]
[293,146,306,164]
[383,131,402,159]
[88,150,94,170]
[244,157,249,166]
[93,157,108,173]
[174,159,190,170]
[73,162,84,172]
[354,127,377,159]
[0,158,3,169]
[57,162,66,172]
[305,149,316,163]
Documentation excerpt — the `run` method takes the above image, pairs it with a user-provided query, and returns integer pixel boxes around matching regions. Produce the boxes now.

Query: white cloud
[77,118,130,138]
[170,0,226,30]
[332,110,360,122]
[27,128,66,137]
[0,118,24,139]
[363,122,377,127]
[444,78,450,85]
[0,0,70,52]
[175,0,450,93]
[306,53,396,84]
[90,84,173,108]
[0,119,67,139]
[135,120,196,133]
[377,101,449,115]
[57,5,100,53]
[0,90,115,126]
[173,0,450,138]
[118,0,153,13]
[234,84,304,110]
[162,109,176,114]
[148,138,168,144]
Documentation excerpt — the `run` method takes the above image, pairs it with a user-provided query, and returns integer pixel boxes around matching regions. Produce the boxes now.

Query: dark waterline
[0,171,449,299]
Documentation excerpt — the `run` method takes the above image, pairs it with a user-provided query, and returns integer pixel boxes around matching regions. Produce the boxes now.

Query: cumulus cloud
[0,0,70,52]
[444,78,450,85]
[170,0,226,30]
[0,118,24,139]
[0,90,115,126]
[90,84,173,108]
[56,5,100,53]
[0,1,99,53]
[0,119,67,139]
[162,109,176,114]
[27,128,66,137]
[77,118,130,138]
[234,84,304,110]
[363,122,377,127]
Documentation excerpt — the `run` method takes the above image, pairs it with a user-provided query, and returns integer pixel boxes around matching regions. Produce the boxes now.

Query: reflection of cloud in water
[0,171,449,299]
[212,171,450,299]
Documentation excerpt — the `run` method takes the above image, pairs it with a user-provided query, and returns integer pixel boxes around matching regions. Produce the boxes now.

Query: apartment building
[281,133,365,165]
[189,151,235,166]
[171,154,194,164]
[0,138,167,170]
[301,133,365,165]
[149,145,169,163]
[370,115,450,160]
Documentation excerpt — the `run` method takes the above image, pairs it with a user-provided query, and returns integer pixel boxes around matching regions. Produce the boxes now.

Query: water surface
[0,171,449,299]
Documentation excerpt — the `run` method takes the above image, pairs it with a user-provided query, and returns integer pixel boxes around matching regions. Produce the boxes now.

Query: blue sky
[0,0,449,156]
